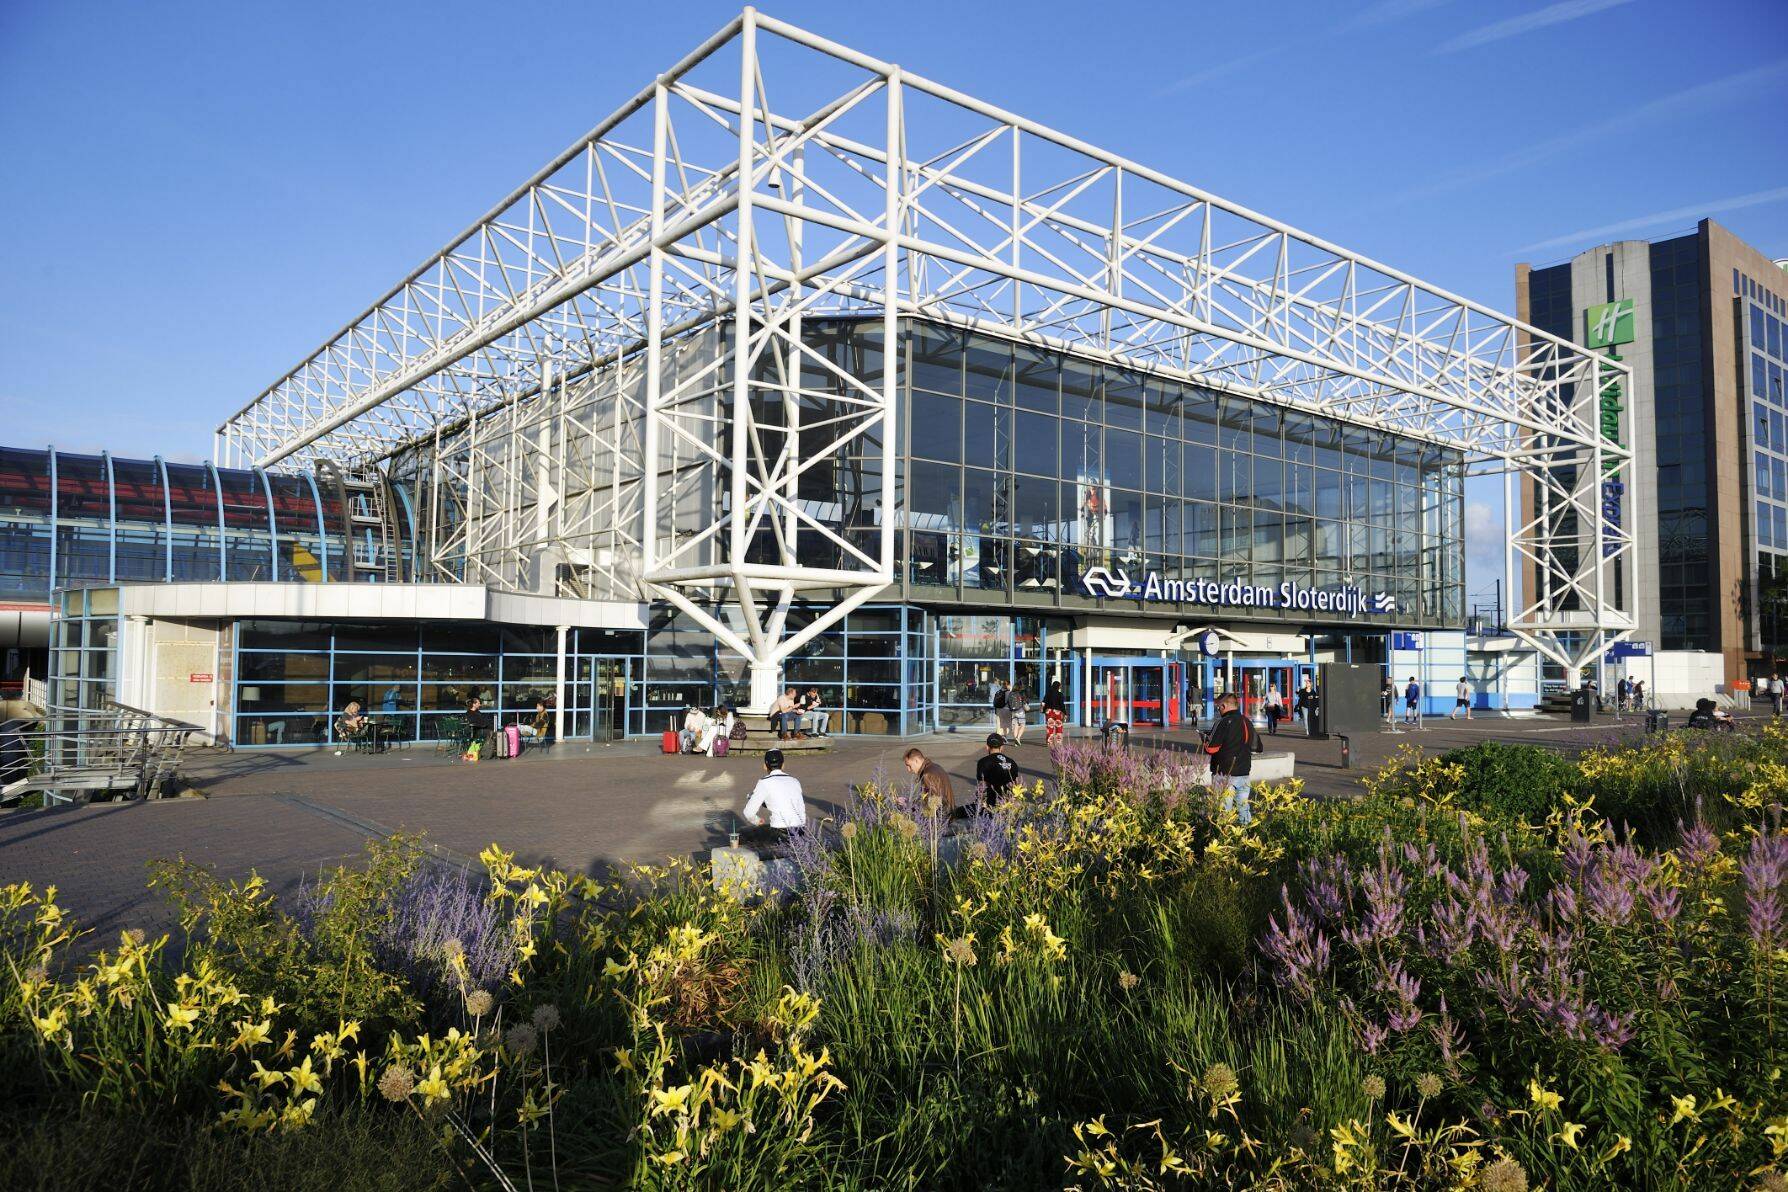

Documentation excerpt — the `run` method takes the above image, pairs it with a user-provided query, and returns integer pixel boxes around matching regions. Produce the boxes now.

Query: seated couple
[680,705,737,755]
[768,687,829,740]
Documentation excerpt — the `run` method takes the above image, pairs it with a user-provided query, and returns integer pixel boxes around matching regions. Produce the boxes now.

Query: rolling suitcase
[712,735,729,757]
[505,724,522,757]
[661,729,680,755]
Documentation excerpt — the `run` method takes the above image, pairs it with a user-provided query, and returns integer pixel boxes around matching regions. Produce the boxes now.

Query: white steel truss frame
[217,6,1631,680]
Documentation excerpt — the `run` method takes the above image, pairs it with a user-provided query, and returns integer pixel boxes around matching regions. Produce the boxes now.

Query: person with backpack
[1204,692,1254,825]
[1263,684,1284,735]
[1006,682,1029,745]
[991,679,1012,736]
[975,733,1019,807]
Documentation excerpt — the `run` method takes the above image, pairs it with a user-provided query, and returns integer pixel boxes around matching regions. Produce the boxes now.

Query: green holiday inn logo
[1585,298,1635,349]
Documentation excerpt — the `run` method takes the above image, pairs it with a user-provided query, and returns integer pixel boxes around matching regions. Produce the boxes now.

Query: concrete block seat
[725,734,832,756]
[1252,751,1296,782]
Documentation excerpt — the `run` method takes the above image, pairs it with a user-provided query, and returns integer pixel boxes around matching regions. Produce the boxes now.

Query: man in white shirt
[741,749,807,847]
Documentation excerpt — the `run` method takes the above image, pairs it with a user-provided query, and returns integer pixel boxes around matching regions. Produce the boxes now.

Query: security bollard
[1338,734,1351,769]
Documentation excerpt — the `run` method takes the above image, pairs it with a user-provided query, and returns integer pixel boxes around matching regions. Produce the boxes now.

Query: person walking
[1263,684,1284,735]
[1403,676,1422,726]
[1452,676,1473,720]
[1616,675,1632,713]
[1295,678,1318,734]
[990,679,1011,736]
[1633,679,1646,710]
[740,749,807,848]
[1043,680,1068,747]
[1203,692,1254,825]
[1381,677,1395,723]
[1770,674,1783,717]
[903,746,958,816]
[1007,682,1029,745]
[975,733,1019,808]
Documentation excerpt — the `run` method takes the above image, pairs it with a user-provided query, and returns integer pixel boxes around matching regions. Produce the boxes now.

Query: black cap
[764,748,785,769]
[985,733,1004,748]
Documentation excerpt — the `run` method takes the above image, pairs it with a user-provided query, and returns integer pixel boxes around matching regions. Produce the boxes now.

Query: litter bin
[1570,688,1593,723]
[1101,721,1130,751]
[1646,709,1669,733]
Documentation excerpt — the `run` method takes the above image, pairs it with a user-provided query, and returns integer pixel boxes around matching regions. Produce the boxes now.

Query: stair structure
[316,462,404,582]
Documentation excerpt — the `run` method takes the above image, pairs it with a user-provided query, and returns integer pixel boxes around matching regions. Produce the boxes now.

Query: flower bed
[1,734,1783,1189]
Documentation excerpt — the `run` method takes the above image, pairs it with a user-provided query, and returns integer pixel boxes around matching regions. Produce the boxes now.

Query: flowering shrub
[1260,807,1787,1185]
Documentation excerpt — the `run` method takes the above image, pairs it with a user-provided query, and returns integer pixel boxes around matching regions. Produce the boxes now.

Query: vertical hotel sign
[1585,299,1634,557]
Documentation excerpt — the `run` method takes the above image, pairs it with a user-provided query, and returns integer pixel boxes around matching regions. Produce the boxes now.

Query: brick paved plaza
[1,710,1757,944]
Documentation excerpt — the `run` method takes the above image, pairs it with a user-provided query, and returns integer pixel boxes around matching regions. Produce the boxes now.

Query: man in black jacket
[974,733,1019,808]
[1204,692,1254,825]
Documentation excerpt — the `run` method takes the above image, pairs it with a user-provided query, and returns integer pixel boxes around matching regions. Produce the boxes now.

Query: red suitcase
[661,729,680,755]
[712,736,729,757]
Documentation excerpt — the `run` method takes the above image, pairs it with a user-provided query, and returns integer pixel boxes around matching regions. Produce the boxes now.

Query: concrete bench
[725,735,833,757]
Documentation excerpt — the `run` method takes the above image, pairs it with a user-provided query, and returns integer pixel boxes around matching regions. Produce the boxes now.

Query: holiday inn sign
[1586,298,1634,558]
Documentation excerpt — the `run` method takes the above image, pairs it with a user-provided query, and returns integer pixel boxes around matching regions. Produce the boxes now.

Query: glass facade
[233,620,644,747]
[882,321,1464,624]
[48,586,119,722]
[0,447,403,602]
[1649,235,1710,651]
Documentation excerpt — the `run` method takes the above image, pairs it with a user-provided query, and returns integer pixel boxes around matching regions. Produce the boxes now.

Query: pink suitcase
[505,724,522,757]
[712,735,729,757]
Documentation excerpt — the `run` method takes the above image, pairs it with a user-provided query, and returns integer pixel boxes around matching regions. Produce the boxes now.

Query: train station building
[3,10,1630,745]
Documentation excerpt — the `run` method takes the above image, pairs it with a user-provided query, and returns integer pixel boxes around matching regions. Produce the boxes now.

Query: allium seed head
[1118,970,1139,991]
[1201,1062,1239,1100]
[1362,1074,1387,1099]
[531,1003,561,1032]
[1480,1157,1528,1192]
[839,822,858,841]
[1416,1072,1443,1099]
[504,1023,538,1057]
[465,989,494,1018]
[377,1065,416,1103]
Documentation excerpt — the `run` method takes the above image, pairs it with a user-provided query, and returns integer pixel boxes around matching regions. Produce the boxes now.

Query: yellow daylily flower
[1529,1079,1563,1112]
[1556,1121,1586,1150]
[164,1002,201,1031]
[415,1064,450,1104]
[650,1084,694,1116]
[1669,1094,1699,1125]
[288,1056,323,1096]
[231,1019,272,1051]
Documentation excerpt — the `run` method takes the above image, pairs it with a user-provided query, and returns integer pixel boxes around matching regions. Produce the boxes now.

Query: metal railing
[4,700,200,807]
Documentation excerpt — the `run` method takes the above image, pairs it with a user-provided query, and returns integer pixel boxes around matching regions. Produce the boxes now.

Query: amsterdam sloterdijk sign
[1079,567,1397,616]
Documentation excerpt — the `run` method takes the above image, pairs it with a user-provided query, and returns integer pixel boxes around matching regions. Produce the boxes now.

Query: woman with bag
[1007,683,1030,745]
[1263,685,1284,735]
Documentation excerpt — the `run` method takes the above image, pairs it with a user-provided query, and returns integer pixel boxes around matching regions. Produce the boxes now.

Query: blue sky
[2,0,1785,600]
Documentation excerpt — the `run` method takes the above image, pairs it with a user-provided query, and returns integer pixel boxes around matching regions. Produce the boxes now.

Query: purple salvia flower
[1741,833,1788,948]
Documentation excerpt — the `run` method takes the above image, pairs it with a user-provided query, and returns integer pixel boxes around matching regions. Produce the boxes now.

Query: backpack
[993,689,1008,710]
[729,720,747,742]
[1008,689,1027,712]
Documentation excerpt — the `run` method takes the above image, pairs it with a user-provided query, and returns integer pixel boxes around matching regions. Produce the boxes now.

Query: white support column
[554,623,568,743]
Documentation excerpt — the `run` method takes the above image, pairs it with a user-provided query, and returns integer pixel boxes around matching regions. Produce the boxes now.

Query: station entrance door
[1086,657,1184,728]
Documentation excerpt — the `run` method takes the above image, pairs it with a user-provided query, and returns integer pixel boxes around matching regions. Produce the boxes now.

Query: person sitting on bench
[740,749,806,848]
